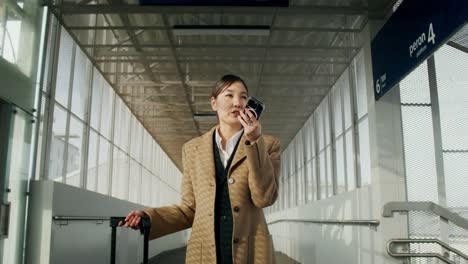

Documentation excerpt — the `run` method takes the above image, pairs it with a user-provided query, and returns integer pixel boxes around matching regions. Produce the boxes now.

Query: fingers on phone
[245,109,257,122]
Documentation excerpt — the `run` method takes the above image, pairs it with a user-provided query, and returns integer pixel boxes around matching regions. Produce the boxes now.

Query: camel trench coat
[144,126,281,264]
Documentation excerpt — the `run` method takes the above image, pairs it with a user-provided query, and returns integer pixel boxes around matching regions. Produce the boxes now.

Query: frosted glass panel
[345,130,356,190]
[70,48,90,120]
[55,28,73,107]
[97,137,110,195]
[358,118,371,186]
[100,85,114,139]
[335,136,345,194]
[66,116,83,187]
[48,104,67,181]
[87,129,98,191]
[90,68,102,129]
[354,49,368,118]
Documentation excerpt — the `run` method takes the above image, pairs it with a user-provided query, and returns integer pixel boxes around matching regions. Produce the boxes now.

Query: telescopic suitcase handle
[110,216,151,264]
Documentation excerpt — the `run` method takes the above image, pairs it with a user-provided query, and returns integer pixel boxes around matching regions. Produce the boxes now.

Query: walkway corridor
[149,247,301,264]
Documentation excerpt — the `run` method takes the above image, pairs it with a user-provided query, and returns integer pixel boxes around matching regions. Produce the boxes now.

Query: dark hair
[211,74,248,99]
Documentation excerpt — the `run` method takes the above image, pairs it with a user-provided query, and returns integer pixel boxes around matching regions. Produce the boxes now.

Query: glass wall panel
[319,152,326,199]
[335,136,345,194]
[0,103,36,264]
[358,119,371,186]
[0,1,44,113]
[97,136,110,195]
[87,129,98,191]
[48,103,67,181]
[324,101,330,146]
[288,145,295,177]
[111,146,119,198]
[306,160,314,201]
[129,160,141,203]
[341,72,352,129]
[354,49,368,118]
[2,7,21,64]
[113,97,122,145]
[141,169,151,206]
[296,167,304,204]
[55,28,73,107]
[284,172,289,209]
[70,48,89,120]
[333,88,343,135]
[345,130,356,190]
[119,151,129,200]
[303,118,313,161]
[317,107,324,150]
[152,176,160,206]
[295,135,303,173]
[326,147,333,197]
[0,3,6,55]
[152,144,159,174]
[66,116,83,187]
[143,132,152,169]
[120,105,130,152]
[100,85,114,140]
[130,117,142,160]
[90,68,102,129]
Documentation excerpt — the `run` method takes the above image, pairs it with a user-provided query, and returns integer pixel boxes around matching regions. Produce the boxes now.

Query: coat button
[228,178,235,184]
[234,206,240,212]
[233,238,239,244]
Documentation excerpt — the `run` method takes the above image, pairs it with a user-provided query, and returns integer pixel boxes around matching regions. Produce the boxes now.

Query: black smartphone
[245,96,265,120]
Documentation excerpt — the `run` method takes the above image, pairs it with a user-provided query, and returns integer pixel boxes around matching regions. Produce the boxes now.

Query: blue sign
[139,0,288,6]
[371,0,468,100]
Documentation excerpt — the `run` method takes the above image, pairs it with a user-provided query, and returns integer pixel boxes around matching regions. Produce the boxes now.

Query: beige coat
[144,126,281,264]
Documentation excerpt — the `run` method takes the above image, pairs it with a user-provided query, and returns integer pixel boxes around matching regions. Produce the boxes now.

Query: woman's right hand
[118,210,146,229]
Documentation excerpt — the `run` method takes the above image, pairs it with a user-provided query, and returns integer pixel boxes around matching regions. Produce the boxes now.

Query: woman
[121,74,281,264]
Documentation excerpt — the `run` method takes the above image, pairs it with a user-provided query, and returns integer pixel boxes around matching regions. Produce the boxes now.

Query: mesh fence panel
[401,36,468,264]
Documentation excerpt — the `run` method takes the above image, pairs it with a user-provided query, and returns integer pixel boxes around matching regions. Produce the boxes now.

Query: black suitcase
[109,216,151,264]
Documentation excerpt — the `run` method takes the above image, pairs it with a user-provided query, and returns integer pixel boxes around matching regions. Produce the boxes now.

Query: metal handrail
[382,201,468,231]
[267,218,380,227]
[53,216,112,221]
[387,238,468,264]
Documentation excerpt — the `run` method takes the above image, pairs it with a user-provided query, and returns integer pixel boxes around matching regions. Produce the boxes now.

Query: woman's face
[211,81,248,128]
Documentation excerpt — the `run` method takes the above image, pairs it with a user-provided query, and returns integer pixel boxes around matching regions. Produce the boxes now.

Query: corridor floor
[149,247,301,264]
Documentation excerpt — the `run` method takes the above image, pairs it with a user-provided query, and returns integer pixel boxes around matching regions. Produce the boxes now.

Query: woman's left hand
[238,109,262,143]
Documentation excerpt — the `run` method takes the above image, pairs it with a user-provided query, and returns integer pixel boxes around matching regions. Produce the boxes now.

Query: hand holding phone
[245,96,265,120]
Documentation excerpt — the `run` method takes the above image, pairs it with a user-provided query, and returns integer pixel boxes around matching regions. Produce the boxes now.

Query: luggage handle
[110,216,151,264]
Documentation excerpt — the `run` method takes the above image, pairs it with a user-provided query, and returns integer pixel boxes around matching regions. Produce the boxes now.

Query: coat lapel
[197,126,216,181]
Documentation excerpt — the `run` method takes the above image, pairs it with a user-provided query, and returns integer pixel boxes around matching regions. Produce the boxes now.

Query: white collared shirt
[215,128,244,168]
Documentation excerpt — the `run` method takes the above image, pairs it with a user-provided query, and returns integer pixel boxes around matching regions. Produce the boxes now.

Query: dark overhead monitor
[139,0,289,7]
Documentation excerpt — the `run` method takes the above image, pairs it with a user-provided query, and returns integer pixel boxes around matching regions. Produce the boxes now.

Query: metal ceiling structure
[45,0,396,168]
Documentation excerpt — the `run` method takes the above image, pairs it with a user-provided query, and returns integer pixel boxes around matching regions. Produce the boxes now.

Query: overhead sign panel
[371,0,468,100]
[139,0,289,6]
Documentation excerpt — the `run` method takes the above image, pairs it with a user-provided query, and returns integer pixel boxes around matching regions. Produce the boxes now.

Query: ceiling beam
[101,72,341,78]
[83,43,361,50]
[50,4,368,16]
[94,56,350,64]
[67,25,362,33]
